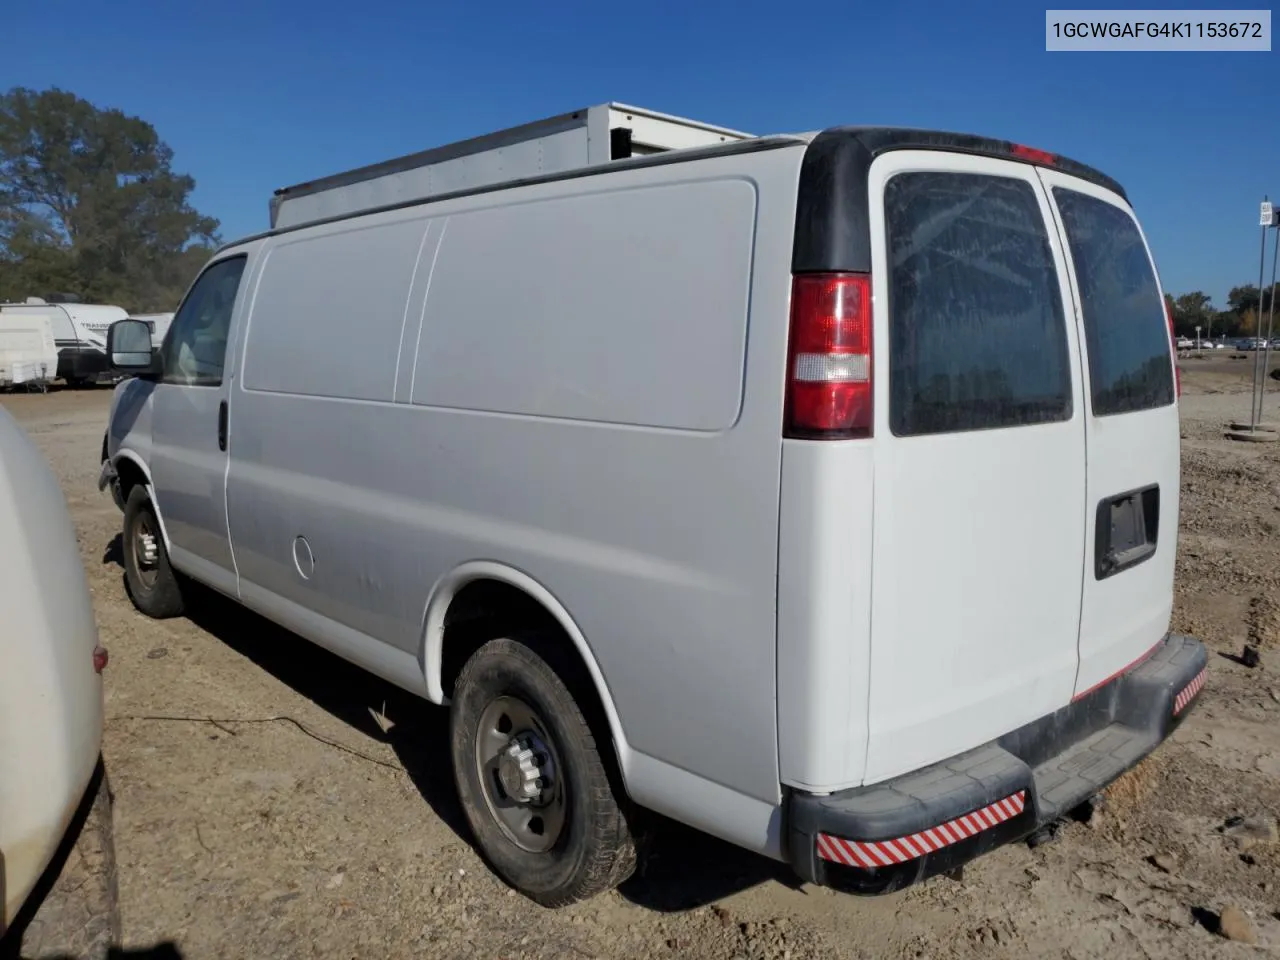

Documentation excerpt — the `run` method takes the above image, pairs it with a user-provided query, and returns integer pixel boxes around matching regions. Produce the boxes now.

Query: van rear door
[862,151,1088,784]
[1037,170,1179,696]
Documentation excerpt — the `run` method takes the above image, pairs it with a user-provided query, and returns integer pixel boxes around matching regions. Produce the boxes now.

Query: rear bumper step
[786,633,1207,894]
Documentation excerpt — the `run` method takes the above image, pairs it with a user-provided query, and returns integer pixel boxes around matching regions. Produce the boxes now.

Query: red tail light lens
[1166,300,1181,398]
[1012,144,1058,166]
[785,273,873,438]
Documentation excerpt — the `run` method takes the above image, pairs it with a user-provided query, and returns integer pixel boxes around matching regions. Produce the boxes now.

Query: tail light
[785,273,873,439]
[1012,143,1058,166]
[1165,300,1181,398]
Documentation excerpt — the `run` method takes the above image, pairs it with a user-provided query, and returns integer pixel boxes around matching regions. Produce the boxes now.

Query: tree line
[1165,286,1279,341]
[0,86,219,313]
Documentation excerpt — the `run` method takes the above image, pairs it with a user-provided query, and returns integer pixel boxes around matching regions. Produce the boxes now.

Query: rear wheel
[122,484,184,618]
[449,636,636,906]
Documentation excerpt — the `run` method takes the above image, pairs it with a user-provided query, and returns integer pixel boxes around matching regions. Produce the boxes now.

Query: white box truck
[269,102,752,231]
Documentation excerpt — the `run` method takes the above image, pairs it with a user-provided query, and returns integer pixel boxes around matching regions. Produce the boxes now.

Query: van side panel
[776,441,874,792]
[226,209,440,645]
[225,146,806,818]
[411,180,756,431]
[241,218,433,402]
[409,160,798,806]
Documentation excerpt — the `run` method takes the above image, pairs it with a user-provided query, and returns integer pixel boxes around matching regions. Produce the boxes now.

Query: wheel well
[114,458,148,501]
[439,579,560,699]
[438,577,631,803]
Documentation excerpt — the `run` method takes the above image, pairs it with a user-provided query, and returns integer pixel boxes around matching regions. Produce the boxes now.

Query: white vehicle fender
[420,561,632,770]
[109,450,172,553]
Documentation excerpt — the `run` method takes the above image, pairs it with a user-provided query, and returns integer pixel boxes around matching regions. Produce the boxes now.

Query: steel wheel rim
[474,695,567,853]
[132,512,159,590]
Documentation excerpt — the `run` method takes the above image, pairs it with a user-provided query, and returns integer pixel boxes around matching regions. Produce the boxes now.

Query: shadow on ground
[102,536,786,910]
[102,534,123,568]
[622,820,801,911]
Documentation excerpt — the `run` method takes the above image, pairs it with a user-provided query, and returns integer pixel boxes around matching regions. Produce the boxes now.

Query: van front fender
[104,451,171,554]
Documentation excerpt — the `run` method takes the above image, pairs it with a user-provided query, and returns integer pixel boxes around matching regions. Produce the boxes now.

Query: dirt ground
[5,355,1280,960]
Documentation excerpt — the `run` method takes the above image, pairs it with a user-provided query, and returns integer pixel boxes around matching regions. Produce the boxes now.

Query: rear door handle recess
[217,400,228,452]
[1095,484,1159,580]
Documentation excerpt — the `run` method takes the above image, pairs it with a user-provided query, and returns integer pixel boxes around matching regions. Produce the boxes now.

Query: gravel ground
[5,357,1280,960]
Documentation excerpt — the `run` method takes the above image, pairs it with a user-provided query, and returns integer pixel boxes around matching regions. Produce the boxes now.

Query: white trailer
[0,312,58,390]
[270,102,753,231]
[0,300,127,385]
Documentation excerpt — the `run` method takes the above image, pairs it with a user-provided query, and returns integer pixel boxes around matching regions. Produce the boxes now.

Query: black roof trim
[216,135,804,256]
[792,127,1127,274]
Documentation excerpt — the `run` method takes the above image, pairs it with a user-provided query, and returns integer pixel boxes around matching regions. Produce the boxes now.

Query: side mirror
[106,319,159,374]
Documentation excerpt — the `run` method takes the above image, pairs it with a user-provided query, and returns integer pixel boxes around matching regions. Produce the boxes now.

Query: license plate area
[1095,484,1159,580]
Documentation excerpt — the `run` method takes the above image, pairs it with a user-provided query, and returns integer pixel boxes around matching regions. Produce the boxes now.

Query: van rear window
[1053,188,1174,416]
[885,172,1072,437]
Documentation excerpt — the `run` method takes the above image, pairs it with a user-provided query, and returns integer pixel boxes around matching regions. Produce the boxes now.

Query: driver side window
[160,256,248,387]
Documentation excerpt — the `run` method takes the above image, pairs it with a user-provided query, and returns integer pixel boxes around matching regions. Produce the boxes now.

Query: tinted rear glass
[1053,188,1174,416]
[886,172,1072,437]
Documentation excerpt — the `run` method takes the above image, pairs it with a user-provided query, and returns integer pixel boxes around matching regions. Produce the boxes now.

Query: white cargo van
[98,106,1207,905]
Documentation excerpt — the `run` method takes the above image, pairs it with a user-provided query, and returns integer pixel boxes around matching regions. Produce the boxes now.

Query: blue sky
[3,0,1276,306]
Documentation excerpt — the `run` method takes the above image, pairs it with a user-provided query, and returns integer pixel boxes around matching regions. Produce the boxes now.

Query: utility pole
[1260,222,1280,422]
[1228,198,1279,442]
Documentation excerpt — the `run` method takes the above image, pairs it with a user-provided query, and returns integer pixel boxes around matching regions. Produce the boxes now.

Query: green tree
[1228,285,1264,317]
[1238,307,1260,337]
[0,86,219,310]
[1170,290,1215,338]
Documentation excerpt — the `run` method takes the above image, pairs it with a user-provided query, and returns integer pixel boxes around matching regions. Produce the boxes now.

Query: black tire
[122,484,185,618]
[450,636,636,906]
[9,760,121,960]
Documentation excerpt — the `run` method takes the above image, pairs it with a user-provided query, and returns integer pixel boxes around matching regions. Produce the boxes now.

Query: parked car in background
[0,406,118,960]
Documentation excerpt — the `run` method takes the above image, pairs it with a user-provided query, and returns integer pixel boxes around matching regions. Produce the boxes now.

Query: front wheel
[449,636,636,906]
[122,484,185,619]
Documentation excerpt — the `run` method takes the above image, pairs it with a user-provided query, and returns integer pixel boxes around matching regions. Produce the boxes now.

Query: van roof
[791,126,1127,275]
[217,125,1125,256]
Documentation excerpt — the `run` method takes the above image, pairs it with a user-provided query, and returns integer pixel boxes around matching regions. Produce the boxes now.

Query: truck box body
[269,102,752,231]
[101,106,1207,902]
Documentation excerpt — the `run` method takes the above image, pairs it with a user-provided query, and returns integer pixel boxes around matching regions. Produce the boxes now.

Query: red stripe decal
[817,790,1029,869]
[1173,667,1207,715]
